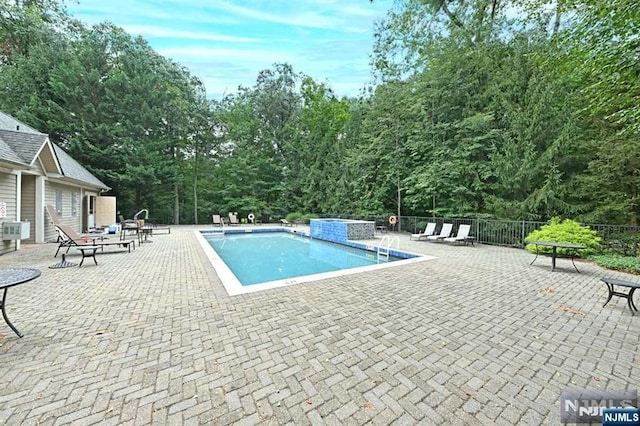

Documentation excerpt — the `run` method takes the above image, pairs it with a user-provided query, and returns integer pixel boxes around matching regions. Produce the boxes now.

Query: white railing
[377,235,399,260]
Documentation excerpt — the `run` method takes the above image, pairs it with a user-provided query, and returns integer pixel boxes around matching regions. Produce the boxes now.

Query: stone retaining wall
[310,219,374,243]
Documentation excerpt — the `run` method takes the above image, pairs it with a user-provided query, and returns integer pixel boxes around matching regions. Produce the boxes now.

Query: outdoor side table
[601,277,640,315]
[0,267,41,337]
[76,246,100,267]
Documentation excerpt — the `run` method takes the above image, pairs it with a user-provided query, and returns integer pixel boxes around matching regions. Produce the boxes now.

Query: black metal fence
[320,214,640,256]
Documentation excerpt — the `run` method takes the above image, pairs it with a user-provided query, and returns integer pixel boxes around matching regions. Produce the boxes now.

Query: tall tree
[285,77,351,213]
[0,0,70,63]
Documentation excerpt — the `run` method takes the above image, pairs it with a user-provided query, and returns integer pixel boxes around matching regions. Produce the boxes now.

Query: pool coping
[195,227,436,296]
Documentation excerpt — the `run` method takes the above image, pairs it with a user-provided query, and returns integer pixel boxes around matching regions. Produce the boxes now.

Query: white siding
[0,172,18,254]
[44,181,83,242]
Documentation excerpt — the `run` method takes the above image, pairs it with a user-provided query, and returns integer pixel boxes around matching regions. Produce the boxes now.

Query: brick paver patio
[0,226,638,425]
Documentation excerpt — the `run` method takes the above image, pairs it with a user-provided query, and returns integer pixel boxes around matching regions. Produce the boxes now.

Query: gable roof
[0,111,110,191]
[53,144,110,190]
[0,131,30,166]
[0,129,50,167]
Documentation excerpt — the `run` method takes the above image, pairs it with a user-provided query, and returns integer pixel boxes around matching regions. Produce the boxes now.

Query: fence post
[521,220,526,248]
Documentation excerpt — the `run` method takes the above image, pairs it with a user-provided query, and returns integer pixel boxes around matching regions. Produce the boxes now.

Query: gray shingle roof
[0,111,39,133]
[0,129,48,166]
[53,144,110,190]
[0,132,29,166]
[0,111,110,190]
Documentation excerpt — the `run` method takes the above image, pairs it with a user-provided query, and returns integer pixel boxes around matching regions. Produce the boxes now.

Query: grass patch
[589,255,640,275]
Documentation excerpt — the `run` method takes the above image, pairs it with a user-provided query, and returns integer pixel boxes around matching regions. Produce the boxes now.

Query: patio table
[0,268,41,337]
[526,240,586,272]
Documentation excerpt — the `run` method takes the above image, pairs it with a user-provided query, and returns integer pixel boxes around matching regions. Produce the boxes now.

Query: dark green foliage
[525,218,601,257]
[1,0,639,226]
[477,221,529,248]
[284,212,318,224]
[599,232,640,257]
[301,213,319,224]
[0,7,208,224]
[589,255,640,275]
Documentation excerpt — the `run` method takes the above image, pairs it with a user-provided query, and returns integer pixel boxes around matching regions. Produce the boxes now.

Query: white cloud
[66,0,391,98]
[123,25,263,43]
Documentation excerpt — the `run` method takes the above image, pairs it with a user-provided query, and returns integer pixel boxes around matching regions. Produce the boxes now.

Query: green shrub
[286,212,303,222]
[524,217,601,257]
[590,255,640,274]
[284,212,319,224]
[301,213,319,224]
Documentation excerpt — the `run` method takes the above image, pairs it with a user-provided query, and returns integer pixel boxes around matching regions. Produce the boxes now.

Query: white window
[55,190,63,216]
[71,192,78,216]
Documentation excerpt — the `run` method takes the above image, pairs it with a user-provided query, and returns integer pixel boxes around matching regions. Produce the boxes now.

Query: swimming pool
[208,232,402,285]
[196,228,433,295]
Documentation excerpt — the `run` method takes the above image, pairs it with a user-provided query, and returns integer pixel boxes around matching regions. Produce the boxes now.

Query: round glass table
[0,268,41,338]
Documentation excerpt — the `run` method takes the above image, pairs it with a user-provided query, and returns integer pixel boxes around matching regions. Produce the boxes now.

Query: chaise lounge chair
[48,204,104,240]
[427,223,453,241]
[46,204,62,226]
[46,205,66,241]
[443,224,473,245]
[228,212,239,226]
[410,222,436,240]
[212,214,224,227]
[148,223,171,235]
[54,223,136,257]
[280,218,295,227]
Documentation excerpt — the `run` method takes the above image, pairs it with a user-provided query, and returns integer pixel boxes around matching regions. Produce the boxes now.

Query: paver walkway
[0,226,638,425]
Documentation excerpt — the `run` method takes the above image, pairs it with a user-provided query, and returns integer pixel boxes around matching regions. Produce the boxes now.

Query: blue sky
[65,0,392,99]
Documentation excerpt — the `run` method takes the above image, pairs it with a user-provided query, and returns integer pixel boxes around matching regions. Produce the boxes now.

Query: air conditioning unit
[2,221,30,240]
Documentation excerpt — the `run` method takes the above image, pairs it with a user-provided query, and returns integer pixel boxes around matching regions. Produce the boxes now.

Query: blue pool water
[206,232,400,286]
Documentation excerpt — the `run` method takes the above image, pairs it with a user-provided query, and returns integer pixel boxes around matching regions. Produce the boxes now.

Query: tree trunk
[552,0,563,35]
[173,182,179,225]
[632,168,638,226]
[193,173,198,225]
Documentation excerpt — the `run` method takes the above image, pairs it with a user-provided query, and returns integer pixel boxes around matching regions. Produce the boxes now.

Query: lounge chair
[48,204,102,240]
[54,223,135,257]
[46,205,65,241]
[228,213,239,226]
[148,223,171,234]
[427,223,453,241]
[212,214,224,227]
[410,222,436,240]
[119,214,141,240]
[444,224,472,245]
[46,204,62,225]
[280,218,294,227]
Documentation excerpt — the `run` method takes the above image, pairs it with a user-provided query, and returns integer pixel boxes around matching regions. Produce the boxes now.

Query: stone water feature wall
[310,219,375,243]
